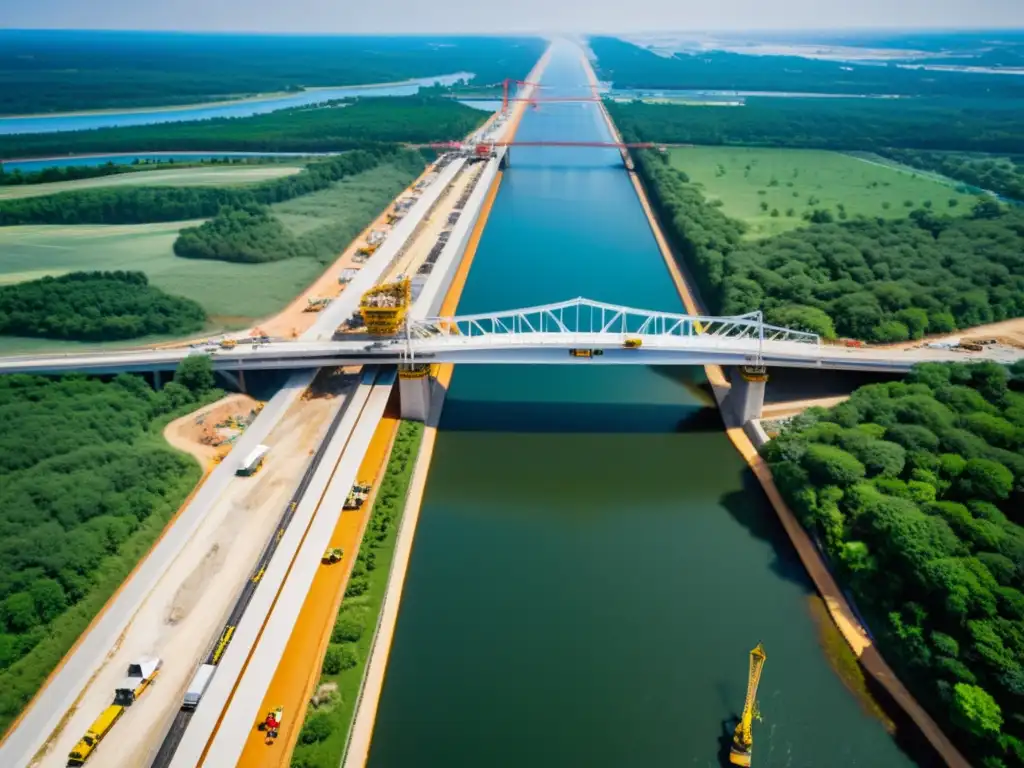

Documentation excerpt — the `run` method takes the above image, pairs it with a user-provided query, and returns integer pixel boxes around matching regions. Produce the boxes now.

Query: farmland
[0,157,420,352]
[666,146,976,238]
[0,164,303,200]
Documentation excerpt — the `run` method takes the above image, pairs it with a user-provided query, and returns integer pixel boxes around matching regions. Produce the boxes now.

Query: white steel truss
[404,297,820,365]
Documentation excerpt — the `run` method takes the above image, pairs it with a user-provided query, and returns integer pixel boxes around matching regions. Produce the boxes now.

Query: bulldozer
[322,548,344,565]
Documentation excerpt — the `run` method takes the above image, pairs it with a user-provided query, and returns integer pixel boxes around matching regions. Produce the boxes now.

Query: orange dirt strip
[236,411,398,768]
[578,50,970,768]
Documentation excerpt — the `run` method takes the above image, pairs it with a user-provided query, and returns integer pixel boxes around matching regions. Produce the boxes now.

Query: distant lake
[0,73,474,136]
[1,152,331,173]
[458,99,503,112]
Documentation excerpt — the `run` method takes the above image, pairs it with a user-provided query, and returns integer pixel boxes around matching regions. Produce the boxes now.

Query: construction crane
[730,643,767,766]
[358,278,411,336]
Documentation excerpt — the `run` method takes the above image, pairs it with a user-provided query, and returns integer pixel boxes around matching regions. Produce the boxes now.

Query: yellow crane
[729,642,767,767]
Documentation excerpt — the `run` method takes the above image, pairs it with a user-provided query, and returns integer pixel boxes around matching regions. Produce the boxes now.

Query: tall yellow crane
[729,642,767,767]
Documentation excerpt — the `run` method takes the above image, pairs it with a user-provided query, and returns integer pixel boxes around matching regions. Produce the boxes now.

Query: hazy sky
[2,0,1022,34]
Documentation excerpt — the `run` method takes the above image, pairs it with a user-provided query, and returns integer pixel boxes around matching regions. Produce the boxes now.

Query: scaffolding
[359,279,411,336]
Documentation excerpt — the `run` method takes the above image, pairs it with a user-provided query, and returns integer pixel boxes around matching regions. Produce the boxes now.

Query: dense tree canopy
[0,271,206,341]
[0,367,217,727]
[881,150,1024,202]
[763,362,1024,767]
[174,203,300,263]
[590,36,1024,100]
[0,148,422,226]
[607,98,1024,155]
[0,97,486,160]
[634,151,1024,341]
[0,30,545,114]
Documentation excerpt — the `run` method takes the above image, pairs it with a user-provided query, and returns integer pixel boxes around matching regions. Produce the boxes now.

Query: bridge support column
[216,369,246,393]
[152,369,162,391]
[399,364,432,422]
[727,366,768,424]
[499,147,510,170]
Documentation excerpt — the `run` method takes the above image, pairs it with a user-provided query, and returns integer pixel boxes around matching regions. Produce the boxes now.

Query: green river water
[366,42,923,768]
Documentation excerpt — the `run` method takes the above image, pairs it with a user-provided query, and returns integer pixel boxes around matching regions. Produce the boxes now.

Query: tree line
[0,148,422,226]
[0,360,218,729]
[0,271,206,341]
[0,31,546,115]
[0,97,486,160]
[763,361,1024,767]
[174,203,300,263]
[607,98,1024,155]
[590,36,1024,100]
[880,149,1024,202]
[634,151,1024,341]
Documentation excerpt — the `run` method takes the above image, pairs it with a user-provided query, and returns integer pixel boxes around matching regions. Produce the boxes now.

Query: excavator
[729,643,766,766]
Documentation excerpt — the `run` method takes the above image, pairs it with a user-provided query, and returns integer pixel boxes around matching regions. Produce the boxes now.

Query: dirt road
[35,389,349,768]
[163,394,260,466]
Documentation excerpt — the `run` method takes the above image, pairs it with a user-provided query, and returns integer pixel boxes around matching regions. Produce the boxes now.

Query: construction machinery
[623,338,643,349]
[729,643,767,767]
[68,657,162,765]
[219,338,237,350]
[211,626,236,664]
[305,297,332,312]
[67,706,124,766]
[322,548,344,565]
[237,444,269,477]
[359,279,411,336]
[257,706,284,742]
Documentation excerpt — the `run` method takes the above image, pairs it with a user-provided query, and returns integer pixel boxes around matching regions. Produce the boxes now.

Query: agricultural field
[0,165,303,200]
[0,157,421,353]
[667,146,977,238]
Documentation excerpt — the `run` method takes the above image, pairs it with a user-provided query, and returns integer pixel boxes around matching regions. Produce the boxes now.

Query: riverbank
[340,45,551,768]
[581,49,971,768]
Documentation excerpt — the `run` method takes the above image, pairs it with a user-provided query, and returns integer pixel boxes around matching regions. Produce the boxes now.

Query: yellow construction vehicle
[359,279,411,336]
[305,297,331,313]
[68,705,125,766]
[219,338,237,349]
[623,338,642,349]
[322,548,344,565]
[211,626,236,664]
[729,643,767,766]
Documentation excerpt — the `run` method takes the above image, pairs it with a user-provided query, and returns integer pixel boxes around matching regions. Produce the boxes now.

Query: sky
[2,0,1022,34]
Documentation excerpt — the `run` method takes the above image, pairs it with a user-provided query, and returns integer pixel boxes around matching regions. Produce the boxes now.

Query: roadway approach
[1,298,1020,377]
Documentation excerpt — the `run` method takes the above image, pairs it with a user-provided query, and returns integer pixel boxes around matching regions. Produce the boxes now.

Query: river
[365,41,920,767]
[0,73,471,136]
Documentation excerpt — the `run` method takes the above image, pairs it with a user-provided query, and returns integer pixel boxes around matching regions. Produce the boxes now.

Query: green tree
[299,712,334,744]
[28,580,66,624]
[331,616,364,644]
[957,459,1013,502]
[951,683,1002,737]
[322,647,343,675]
[174,355,215,395]
[802,444,866,487]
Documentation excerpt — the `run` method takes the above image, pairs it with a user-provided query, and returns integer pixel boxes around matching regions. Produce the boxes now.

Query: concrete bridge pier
[726,366,768,424]
[499,147,510,170]
[398,365,433,422]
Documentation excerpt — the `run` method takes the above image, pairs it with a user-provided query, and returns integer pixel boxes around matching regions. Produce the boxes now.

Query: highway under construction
[0,59,540,768]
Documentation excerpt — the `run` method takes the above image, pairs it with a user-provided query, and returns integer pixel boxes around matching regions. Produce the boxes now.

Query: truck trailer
[183,664,217,710]
[237,445,270,477]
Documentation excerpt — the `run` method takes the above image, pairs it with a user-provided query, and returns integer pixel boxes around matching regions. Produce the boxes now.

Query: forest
[607,98,1024,155]
[634,151,1024,341]
[0,96,486,160]
[0,360,219,730]
[589,36,1024,100]
[762,361,1024,767]
[174,203,302,263]
[0,148,424,226]
[0,30,546,114]
[0,161,141,187]
[880,150,1024,202]
[0,271,206,341]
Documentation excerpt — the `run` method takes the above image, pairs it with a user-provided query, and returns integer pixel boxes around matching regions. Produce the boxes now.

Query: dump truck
[115,656,162,705]
[183,664,217,710]
[67,705,124,766]
[359,279,411,336]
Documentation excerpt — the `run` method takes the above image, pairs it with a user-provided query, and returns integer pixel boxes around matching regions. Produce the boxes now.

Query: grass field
[0,165,303,200]
[0,159,421,353]
[667,146,977,239]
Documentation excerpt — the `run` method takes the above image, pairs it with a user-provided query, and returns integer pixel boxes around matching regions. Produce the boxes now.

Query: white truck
[236,444,269,477]
[182,664,217,710]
